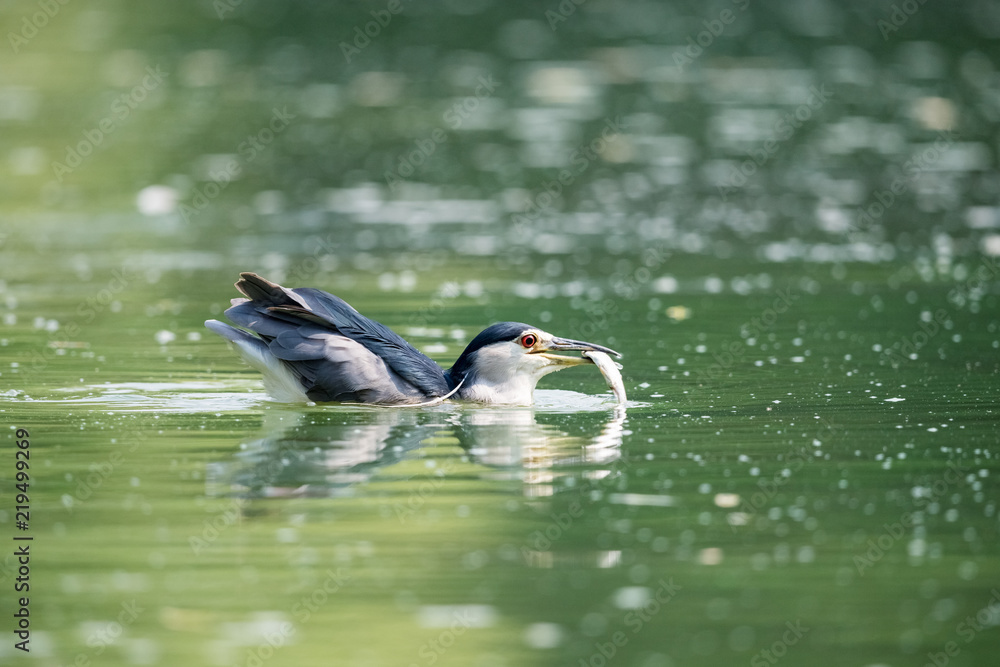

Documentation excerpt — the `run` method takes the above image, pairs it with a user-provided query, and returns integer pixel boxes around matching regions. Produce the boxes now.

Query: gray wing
[209,273,447,404]
[270,326,429,404]
[232,273,451,396]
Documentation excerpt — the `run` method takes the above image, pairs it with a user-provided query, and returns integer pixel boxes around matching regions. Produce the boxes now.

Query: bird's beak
[531,336,622,366]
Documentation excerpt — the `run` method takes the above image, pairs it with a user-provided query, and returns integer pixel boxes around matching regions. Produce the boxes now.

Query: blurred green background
[1,1,999,666]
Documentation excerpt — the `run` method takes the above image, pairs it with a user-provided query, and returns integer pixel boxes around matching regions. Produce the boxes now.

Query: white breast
[456,343,546,405]
[458,376,537,405]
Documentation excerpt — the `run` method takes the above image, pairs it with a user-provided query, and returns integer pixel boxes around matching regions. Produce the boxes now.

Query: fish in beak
[530,336,622,366]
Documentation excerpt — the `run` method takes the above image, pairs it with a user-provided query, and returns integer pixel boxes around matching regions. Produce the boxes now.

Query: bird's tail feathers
[235,272,307,309]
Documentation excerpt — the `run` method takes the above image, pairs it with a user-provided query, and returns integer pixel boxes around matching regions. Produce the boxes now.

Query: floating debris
[608,493,674,507]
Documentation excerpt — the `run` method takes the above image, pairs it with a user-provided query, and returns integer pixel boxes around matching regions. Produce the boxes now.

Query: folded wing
[208,273,452,403]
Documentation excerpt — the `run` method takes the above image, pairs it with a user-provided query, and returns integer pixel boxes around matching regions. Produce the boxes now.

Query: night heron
[206,273,621,405]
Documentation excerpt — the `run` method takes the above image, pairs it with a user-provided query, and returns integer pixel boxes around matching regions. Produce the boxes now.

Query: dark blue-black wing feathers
[229,273,451,397]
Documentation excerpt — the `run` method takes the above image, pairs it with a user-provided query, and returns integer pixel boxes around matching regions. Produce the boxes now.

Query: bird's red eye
[521,333,537,348]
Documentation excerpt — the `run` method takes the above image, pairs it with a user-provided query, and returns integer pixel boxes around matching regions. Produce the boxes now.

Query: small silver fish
[583,350,627,404]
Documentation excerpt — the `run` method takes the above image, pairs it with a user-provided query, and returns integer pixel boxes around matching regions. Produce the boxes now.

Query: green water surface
[2,1,1000,665]
[1,232,997,667]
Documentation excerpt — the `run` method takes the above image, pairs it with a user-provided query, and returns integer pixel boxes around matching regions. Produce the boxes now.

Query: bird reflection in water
[205,403,628,505]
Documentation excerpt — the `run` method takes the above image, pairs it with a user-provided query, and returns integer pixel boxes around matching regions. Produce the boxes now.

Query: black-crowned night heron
[206,273,621,405]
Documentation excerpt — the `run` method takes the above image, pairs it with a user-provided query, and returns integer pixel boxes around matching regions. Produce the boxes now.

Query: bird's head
[448,322,621,404]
